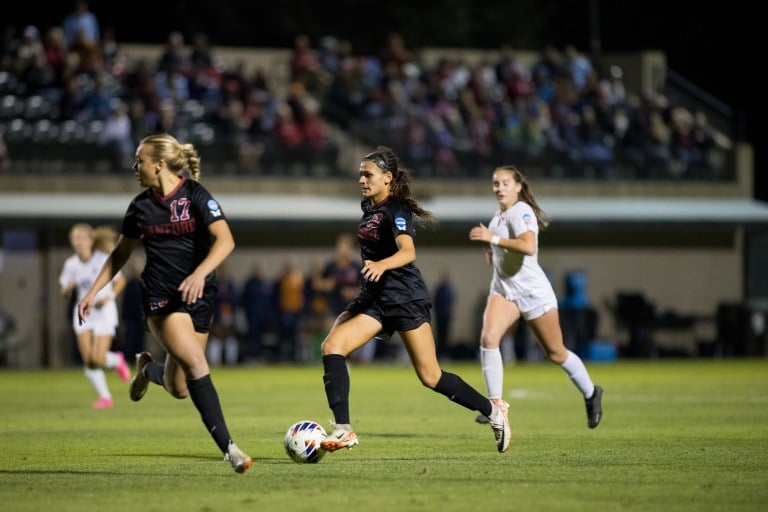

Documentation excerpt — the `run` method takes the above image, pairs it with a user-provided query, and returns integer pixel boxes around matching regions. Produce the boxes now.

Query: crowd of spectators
[317,38,733,180]
[0,2,733,179]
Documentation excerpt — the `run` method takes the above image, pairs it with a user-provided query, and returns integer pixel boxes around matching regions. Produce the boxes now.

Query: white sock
[104,351,120,369]
[560,350,595,398]
[480,347,504,400]
[84,367,112,400]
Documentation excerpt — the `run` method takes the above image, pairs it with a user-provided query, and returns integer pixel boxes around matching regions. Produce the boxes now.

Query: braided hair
[140,133,202,181]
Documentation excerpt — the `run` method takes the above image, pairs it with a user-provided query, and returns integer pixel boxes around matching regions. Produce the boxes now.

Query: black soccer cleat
[585,385,603,428]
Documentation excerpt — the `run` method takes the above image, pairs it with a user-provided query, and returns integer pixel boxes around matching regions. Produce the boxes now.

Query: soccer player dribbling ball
[318,145,512,455]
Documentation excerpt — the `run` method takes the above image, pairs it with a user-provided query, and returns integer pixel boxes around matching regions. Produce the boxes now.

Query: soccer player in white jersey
[468,165,603,429]
[59,223,130,409]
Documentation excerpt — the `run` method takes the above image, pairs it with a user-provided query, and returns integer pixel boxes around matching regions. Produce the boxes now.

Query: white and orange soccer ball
[284,420,327,463]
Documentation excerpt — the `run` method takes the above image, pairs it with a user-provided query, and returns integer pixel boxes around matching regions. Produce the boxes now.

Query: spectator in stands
[127,96,157,142]
[207,265,240,366]
[42,26,67,89]
[0,25,19,72]
[241,261,273,362]
[155,99,185,139]
[316,36,343,76]
[242,74,278,142]
[188,62,223,112]
[496,45,534,102]
[297,95,338,172]
[189,32,215,71]
[289,34,325,93]
[530,45,564,89]
[82,71,116,121]
[213,94,248,147]
[576,104,615,177]
[100,26,124,77]
[519,97,551,159]
[275,255,305,362]
[66,25,103,76]
[646,107,673,178]
[302,258,331,361]
[59,72,88,121]
[563,44,593,93]
[98,99,134,171]
[669,106,695,177]
[155,58,190,105]
[316,233,375,364]
[157,30,188,74]
[62,1,100,48]
[690,110,729,177]
[124,58,163,132]
[379,32,415,80]
[273,100,305,166]
[617,93,650,176]
[13,25,51,93]
[319,233,362,318]
[433,269,455,360]
[603,65,627,106]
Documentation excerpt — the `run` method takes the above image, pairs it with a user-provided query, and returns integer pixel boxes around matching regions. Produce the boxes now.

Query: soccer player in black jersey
[318,145,512,455]
[77,133,253,474]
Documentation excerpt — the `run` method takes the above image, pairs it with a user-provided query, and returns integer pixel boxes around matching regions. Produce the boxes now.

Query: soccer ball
[284,420,327,463]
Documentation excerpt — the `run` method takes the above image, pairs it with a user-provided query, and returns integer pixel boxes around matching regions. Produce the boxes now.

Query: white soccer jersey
[487,201,557,319]
[58,250,122,334]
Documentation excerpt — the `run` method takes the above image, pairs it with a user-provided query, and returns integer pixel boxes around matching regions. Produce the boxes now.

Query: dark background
[5,0,763,199]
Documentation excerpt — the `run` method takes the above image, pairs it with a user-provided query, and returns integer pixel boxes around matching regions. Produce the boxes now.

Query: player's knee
[320,338,347,357]
[479,331,501,349]
[418,369,442,389]
[169,388,189,399]
[546,348,568,365]
[163,379,189,399]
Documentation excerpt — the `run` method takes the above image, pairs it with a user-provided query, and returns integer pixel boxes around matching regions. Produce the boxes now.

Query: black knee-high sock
[322,354,350,424]
[145,361,164,386]
[187,375,232,453]
[433,371,492,417]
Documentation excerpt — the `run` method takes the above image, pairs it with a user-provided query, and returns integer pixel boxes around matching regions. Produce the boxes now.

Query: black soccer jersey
[122,178,226,298]
[357,195,430,305]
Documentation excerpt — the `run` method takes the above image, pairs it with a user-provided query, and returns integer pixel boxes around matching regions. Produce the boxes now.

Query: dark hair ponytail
[363,146,438,228]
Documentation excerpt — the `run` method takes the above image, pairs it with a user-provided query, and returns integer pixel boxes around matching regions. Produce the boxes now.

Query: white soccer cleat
[224,441,253,474]
[488,398,511,453]
[320,423,359,452]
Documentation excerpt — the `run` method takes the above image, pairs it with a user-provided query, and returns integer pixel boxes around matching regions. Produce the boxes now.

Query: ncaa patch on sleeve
[395,217,407,230]
[207,199,222,217]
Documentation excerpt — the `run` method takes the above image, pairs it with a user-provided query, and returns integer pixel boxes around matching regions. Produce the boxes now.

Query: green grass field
[1,359,767,511]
